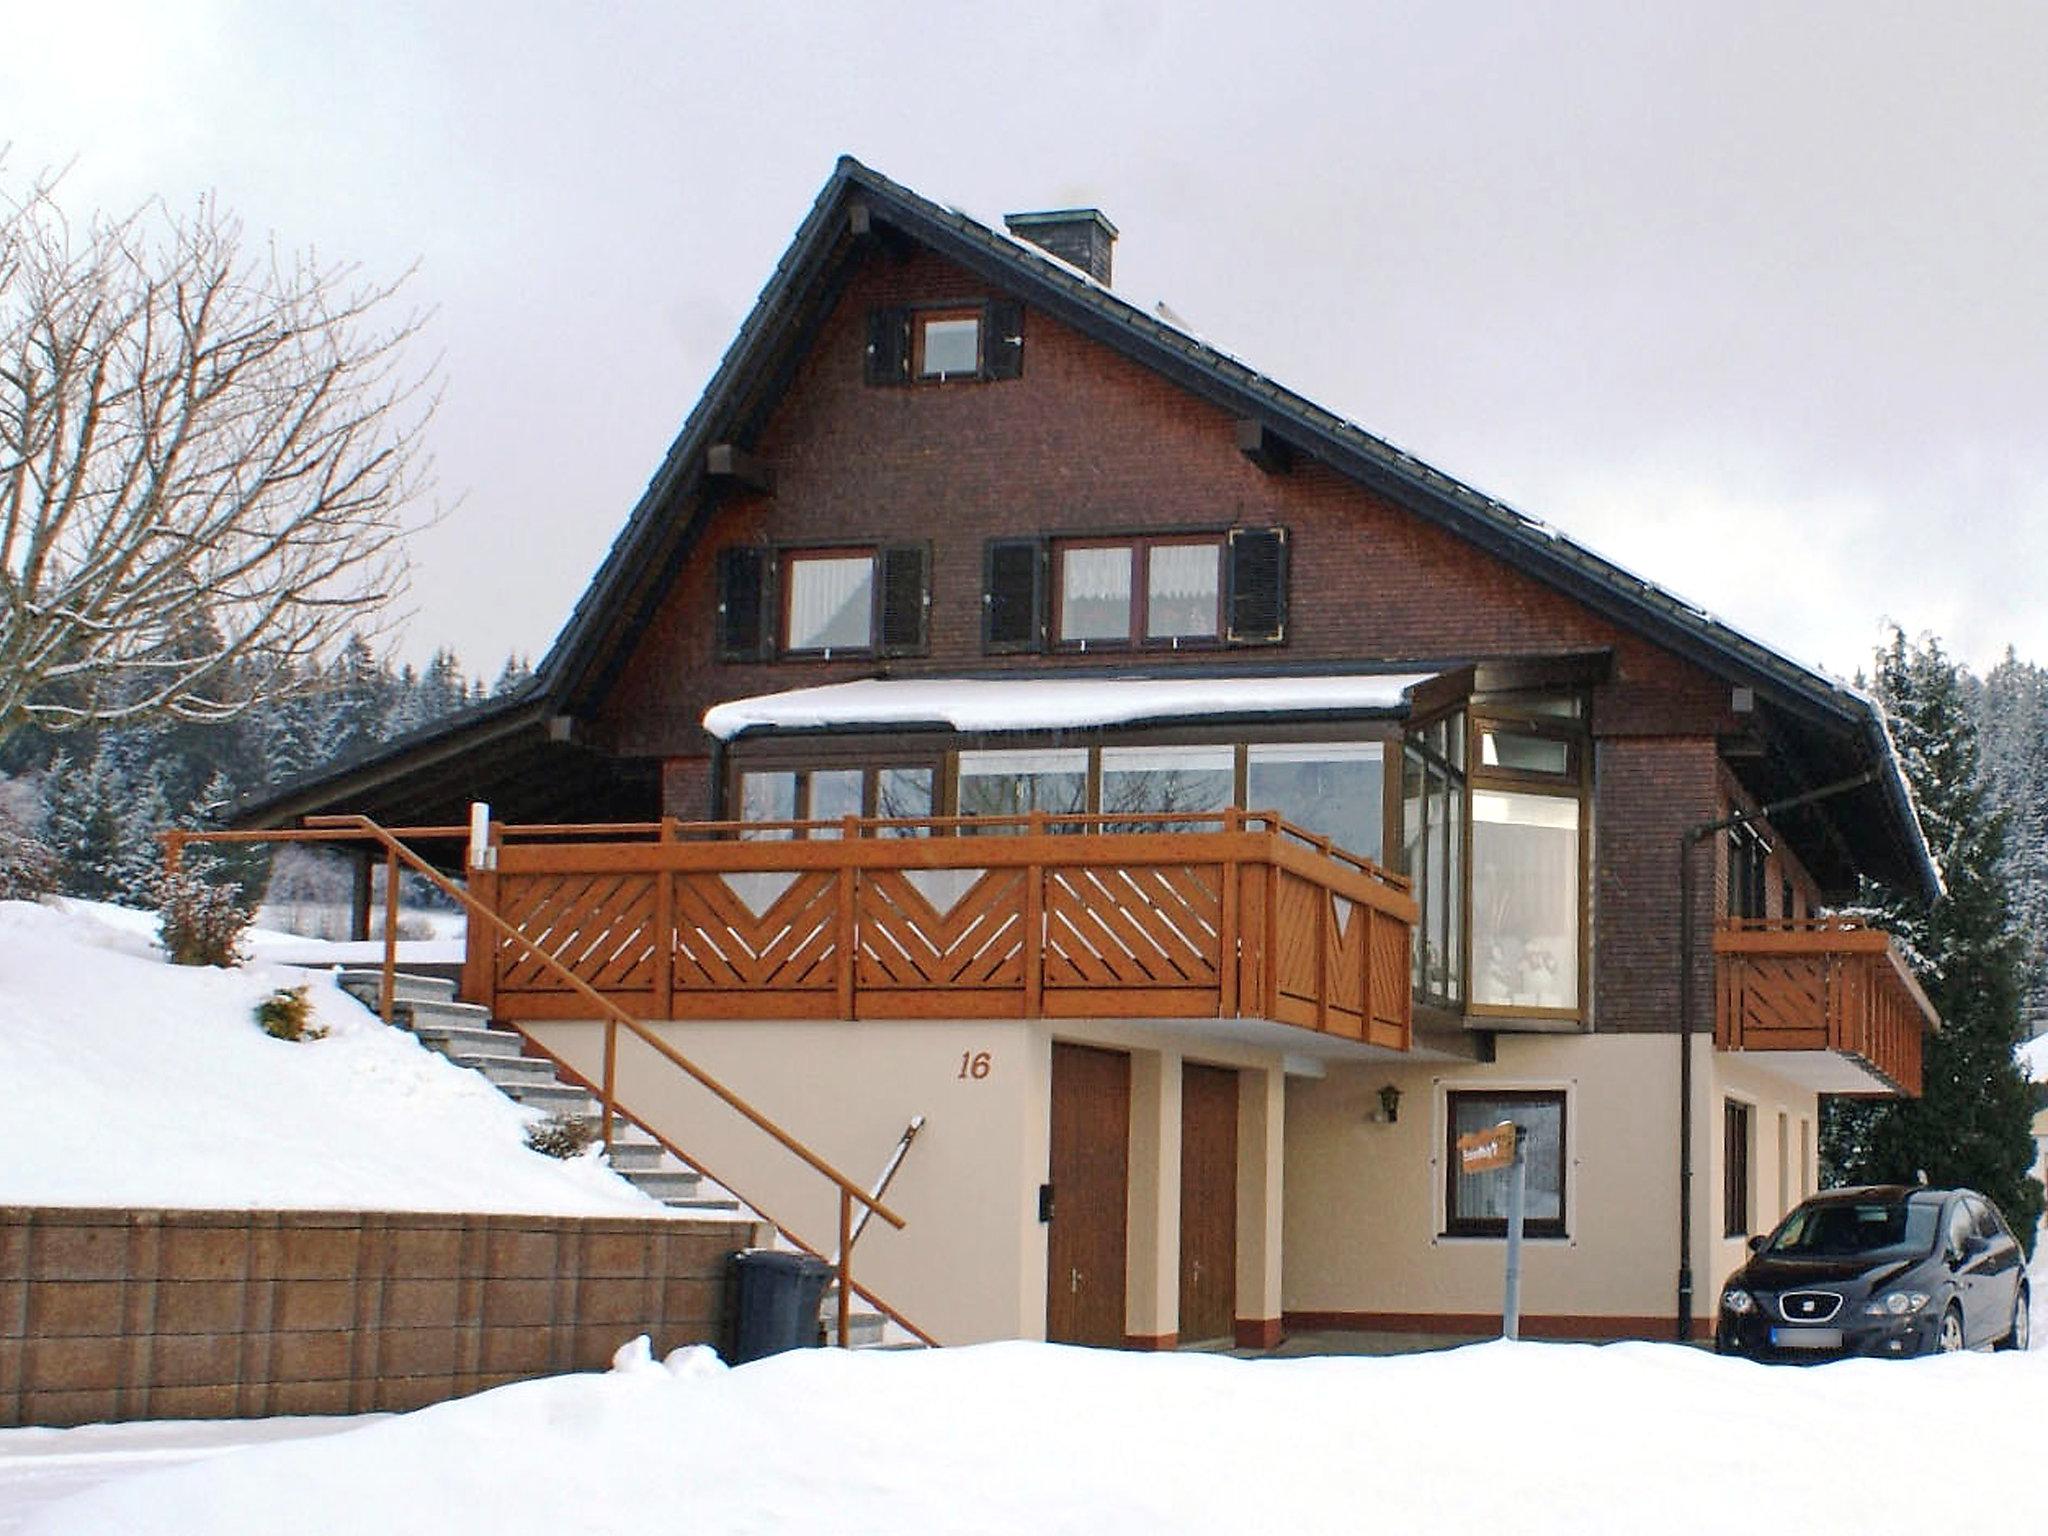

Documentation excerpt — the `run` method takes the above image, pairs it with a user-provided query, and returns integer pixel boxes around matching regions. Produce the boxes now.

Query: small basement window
[915,309,982,379]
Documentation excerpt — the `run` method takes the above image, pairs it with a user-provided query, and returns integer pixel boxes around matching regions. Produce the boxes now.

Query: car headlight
[1861,1290,1930,1317]
[1721,1288,1756,1315]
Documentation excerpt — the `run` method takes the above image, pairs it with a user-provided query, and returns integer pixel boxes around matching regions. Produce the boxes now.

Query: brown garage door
[1046,1043,1130,1347]
[1179,1062,1239,1344]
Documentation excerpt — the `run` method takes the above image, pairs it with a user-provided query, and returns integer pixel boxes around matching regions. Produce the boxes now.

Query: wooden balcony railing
[463,810,1418,1051]
[1713,917,1938,1097]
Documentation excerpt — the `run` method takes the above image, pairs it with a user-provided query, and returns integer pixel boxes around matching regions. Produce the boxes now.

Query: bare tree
[0,171,434,742]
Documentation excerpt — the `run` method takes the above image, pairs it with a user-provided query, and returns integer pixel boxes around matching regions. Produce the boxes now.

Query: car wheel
[1994,1287,2029,1353]
[1935,1306,1966,1354]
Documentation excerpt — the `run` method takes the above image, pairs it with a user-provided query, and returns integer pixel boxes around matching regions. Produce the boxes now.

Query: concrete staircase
[333,968,888,1348]
[332,970,740,1215]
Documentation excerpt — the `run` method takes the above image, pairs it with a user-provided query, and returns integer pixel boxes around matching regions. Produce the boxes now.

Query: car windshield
[1765,1198,1939,1261]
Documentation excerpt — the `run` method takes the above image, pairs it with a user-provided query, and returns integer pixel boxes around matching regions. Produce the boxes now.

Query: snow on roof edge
[703,673,1434,741]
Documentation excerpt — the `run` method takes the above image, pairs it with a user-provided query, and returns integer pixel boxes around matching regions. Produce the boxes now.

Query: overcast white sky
[5,1,2044,681]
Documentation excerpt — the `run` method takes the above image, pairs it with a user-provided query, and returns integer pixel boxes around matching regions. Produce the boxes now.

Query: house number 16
[957,1050,992,1080]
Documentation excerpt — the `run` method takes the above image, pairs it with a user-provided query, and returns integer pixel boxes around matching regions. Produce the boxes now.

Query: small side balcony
[1713,918,1938,1096]
[462,812,1418,1051]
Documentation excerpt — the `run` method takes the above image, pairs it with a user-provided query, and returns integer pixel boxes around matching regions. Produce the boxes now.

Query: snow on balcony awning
[703,673,1438,740]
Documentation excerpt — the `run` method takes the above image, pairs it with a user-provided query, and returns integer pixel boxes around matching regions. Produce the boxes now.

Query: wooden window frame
[1442,1087,1569,1240]
[1724,1098,1754,1238]
[912,306,985,381]
[1462,697,1592,1026]
[779,546,878,659]
[1050,534,1226,652]
[729,754,944,831]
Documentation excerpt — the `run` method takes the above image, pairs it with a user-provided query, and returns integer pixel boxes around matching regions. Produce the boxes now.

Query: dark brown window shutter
[865,307,911,385]
[877,544,930,657]
[716,546,773,660]
[983,537,1046,653]
[1225,526,1288,645]
[984,300,1024,380]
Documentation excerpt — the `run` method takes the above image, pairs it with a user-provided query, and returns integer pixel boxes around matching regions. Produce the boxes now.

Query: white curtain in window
[789,557,873,650]
[1063,547,1131,600]
[1147,542,1217,599]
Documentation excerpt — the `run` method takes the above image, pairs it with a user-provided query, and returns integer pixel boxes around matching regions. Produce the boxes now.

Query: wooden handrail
[301,814,903,1230]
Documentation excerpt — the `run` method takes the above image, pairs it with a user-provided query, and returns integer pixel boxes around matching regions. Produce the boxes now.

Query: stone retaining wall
[0,1206,757,1426]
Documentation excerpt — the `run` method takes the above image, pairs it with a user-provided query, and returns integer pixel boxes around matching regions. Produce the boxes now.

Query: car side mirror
[1746,1234,1768,1254]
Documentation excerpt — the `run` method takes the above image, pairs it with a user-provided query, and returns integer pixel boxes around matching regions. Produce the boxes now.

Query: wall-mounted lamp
[1372,1083,1403,1125]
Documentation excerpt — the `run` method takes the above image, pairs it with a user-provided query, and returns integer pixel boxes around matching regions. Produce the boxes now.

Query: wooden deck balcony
[1713,918,1938,1096]
[462,811,1417,1050]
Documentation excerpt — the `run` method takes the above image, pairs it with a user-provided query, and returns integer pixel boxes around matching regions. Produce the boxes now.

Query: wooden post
[654,860,675,1020]
[380,847,401,1026]
[350,852,374,943]
[837,1188,854,1348]
[835,816,857,1019]
[1024,810,1046,1017]
[601,1017,618,1155]
[163,829,186,880]
[1315,883,1330,1035]
[1218,810,1240,1016]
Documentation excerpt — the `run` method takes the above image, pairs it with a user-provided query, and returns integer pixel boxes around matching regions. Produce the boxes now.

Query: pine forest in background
[0,636,533,910]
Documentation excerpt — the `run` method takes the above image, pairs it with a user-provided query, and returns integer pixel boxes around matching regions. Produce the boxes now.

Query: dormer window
[915,310,982,379]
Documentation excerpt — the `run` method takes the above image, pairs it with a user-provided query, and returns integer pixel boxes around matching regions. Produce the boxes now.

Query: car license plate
[1770,1327,1843,1349]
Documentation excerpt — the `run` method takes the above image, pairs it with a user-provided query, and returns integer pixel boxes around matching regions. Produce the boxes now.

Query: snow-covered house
[242,159,1941,1348]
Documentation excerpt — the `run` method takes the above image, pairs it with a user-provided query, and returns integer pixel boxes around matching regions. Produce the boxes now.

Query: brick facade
[0,1207,754,1427]
[586,244,1751,1037]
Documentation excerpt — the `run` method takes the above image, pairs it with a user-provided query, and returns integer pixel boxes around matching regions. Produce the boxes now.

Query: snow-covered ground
[2021,1029,2047,1081]
[0,898,663,1215]
[11,1304,2044,1536]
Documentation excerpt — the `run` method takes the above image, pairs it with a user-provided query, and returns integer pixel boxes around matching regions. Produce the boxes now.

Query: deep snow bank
[20,1332,2047,1536]
[0,898,660,1215]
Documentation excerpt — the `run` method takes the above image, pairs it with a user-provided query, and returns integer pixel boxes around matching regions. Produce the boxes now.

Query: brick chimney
[1003,208,1118,286]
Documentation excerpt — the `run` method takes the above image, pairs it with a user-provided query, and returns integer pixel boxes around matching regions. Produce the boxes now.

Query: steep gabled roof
[239,157,1937,902]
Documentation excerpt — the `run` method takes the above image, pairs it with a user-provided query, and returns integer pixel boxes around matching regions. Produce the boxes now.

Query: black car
[1716,1185,2032,1361]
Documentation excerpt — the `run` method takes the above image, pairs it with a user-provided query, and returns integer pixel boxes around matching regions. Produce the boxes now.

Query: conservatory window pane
[786,555,874,651]
[807,769,863,836]
[1470,790,1580,1010]
[1404,748,1425,992]
[1144,542,1221,639]
[1101,745,1234,829]
[738,772,796,841]
[1246,742,1384,862]
[1059,546,1133,642]
[1478,726,1571,777]
[876,767,934,833]
[957,749,1089,831]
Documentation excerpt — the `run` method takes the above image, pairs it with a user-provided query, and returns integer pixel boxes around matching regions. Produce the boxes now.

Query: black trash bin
[727,1248,833,1363]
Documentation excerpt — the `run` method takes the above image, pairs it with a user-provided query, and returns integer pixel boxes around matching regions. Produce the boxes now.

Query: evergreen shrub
[0,811,57,901]
[525,1113,598,1159]
[254,985,325,1042]
[157,871,253,966]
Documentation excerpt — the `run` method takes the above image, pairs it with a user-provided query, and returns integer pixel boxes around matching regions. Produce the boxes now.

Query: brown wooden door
[1178,1063,1239,1344]
[1046,1043,1130,1347]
